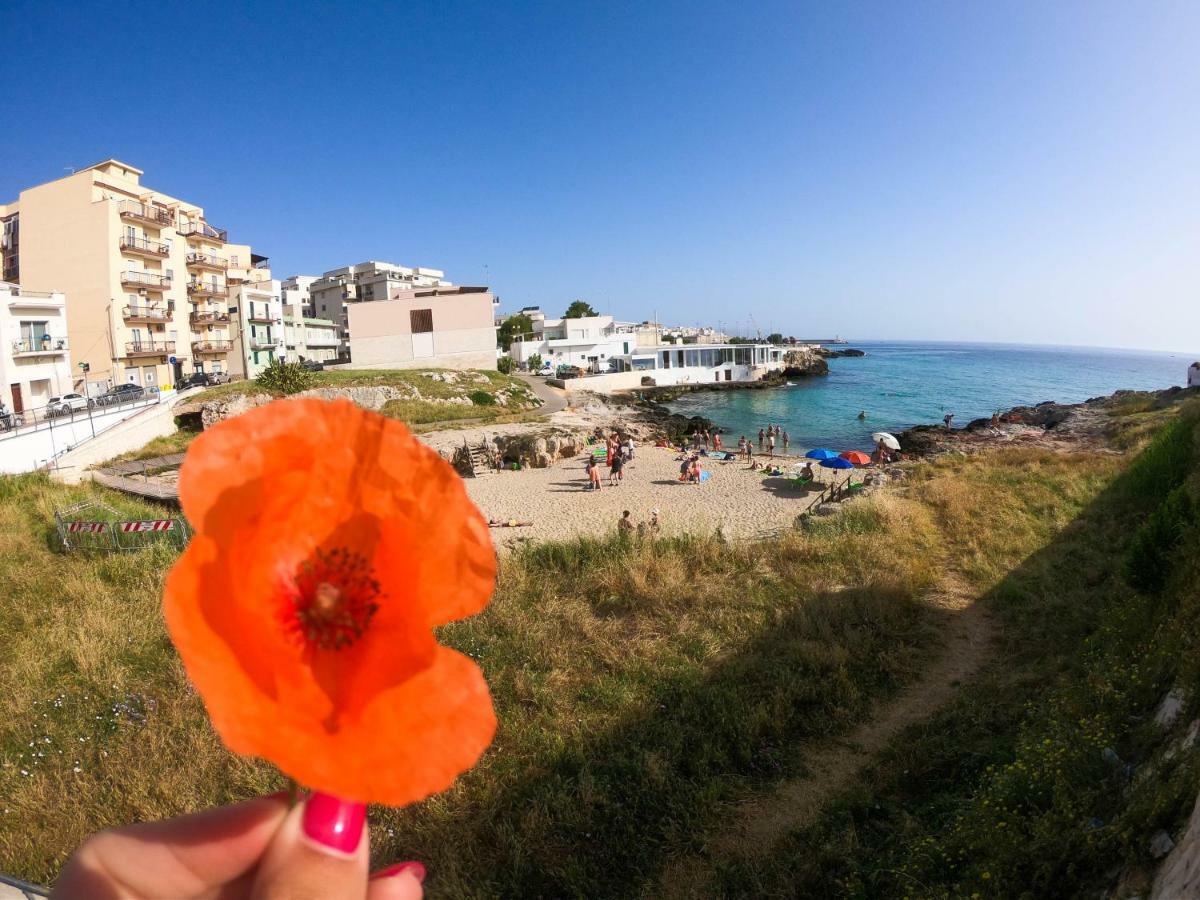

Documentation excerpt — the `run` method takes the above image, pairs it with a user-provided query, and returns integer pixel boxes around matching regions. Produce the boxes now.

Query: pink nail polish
[371,861,427,883]
[302,792,366,854]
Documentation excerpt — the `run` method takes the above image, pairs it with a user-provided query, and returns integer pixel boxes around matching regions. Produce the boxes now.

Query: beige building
[309,261,452,357]
[0,159,266,393]
[347,286,498,370]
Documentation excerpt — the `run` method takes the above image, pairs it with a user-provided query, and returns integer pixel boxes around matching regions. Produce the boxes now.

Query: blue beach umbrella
[819,456,855,470]
[805,448,840,460]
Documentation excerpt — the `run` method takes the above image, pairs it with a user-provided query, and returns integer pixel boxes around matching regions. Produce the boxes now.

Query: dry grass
[0,416,1153,894]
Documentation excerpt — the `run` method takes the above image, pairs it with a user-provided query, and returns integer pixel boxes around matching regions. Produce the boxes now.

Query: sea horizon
[664,339,1192,452]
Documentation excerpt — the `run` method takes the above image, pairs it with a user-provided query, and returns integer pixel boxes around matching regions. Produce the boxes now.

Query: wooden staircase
[465,442,495,478]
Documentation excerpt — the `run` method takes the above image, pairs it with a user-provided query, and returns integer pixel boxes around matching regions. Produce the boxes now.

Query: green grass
[708,402,1200,899]
[102,429,199,464]
[0,403,1194,896]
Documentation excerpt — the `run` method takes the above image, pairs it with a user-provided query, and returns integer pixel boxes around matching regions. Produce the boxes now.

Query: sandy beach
[464,444,843,549]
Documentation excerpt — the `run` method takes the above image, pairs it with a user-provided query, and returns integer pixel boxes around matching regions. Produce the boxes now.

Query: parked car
[46,393,92,417]
[536,361,555,377]
[97,383,146,406]
[300,359,325,372]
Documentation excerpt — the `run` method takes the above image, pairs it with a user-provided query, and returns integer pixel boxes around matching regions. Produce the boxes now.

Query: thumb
[251,792,368,900]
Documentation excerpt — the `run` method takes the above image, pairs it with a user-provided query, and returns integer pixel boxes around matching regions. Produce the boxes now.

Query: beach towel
[699,470,711,483]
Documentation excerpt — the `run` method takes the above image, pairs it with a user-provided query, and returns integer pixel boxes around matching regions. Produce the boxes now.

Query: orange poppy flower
[163,397,497,805]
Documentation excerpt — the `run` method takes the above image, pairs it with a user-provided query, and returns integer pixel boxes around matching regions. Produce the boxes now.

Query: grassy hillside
[0,401,1194,896]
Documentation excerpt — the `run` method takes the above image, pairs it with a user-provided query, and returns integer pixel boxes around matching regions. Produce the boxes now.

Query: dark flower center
[287,548,381,651]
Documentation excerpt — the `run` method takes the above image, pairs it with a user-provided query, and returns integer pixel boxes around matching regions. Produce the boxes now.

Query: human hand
[52,792,424,900]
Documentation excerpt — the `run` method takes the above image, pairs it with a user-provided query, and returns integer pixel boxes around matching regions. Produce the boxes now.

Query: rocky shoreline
[896,385,1198,458]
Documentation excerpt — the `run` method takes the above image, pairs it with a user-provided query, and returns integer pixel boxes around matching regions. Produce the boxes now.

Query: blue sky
[3,0,1198,352]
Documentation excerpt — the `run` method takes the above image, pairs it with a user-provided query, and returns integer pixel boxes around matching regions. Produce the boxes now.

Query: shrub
[527,353,543,372]
[1123,484,1196,593]
[496,356,515,374]
[255,359,316,396]
[469,390,496,407]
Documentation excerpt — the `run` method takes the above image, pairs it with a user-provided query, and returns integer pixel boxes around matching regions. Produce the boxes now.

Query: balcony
[193,340,233,354]
[179,220,228,243]
[250,336,278,350]
[121,270,172,291]
[187,252,228,272]
[11,336,69,357]
[247,312,278,324]
[187,281,228,299]
[120,235,170,258]
[189,310,231,326]
[119,200,175,228]
[123,304,171,324]
[124,340,175,358]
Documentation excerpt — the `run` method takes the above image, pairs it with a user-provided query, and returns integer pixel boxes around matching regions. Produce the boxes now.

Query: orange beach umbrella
[840,450,872,466]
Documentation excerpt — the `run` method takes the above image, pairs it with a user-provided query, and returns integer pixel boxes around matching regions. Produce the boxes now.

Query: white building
[559,342,785,392]
[1,282,73,414]
[1189,362,1200,389]
[281,274,319,318]
[226,279,284,378]
[282,312,340,364]
[509,315,637,372]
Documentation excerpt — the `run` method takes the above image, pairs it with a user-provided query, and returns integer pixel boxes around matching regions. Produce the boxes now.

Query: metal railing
[124,340,175,356]
[0,392,159,443]
[120,235,169,256]
[186,251,229,269]
[179,220,228,242]
[118,199,175,226]
[11,336,68,354]
[120,270,172,289]
[123,304,171,322]
[193,339,233,352]
[187,280,228,297]
[190,311,230,325]
[249,338,279,350]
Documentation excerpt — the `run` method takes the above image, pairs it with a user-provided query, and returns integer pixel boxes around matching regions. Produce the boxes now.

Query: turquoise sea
[664,342,1194,453]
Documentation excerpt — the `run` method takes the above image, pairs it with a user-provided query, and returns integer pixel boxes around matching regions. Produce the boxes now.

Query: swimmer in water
[857,410,866,420]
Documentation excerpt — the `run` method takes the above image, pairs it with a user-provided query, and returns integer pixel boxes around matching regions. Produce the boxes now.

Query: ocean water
[664,341,1193,453]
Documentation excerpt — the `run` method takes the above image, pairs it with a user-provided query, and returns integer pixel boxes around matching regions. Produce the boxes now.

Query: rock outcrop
[781,348,829,377]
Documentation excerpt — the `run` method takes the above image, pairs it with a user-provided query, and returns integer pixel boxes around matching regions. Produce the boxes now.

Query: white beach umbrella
[872,432,901,450]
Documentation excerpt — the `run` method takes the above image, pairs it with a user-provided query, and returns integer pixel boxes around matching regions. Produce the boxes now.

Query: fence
[54,501,190,553]
[0,392,159,442]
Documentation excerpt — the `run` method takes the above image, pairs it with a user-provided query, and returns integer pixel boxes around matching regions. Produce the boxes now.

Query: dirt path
[659,572,996,895]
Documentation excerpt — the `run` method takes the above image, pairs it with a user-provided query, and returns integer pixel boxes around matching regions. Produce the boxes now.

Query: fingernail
[371,861,426,883]
[302,792,366,855]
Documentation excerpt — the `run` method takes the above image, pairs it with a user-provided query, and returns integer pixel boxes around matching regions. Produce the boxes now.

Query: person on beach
[758,428,765,449]
[586,457,602,491]
[746,441,753,463]
[782,429,790,452]
[943,412,955,429]
[679,456,692,481]
[737,435,746,458]
[801,461,815,481]
[624,436,636,460]
[609,451,624,486]
[767,431,776,456]
[689,456,703,484]
[618,510,634,535]
[713,432,722,452]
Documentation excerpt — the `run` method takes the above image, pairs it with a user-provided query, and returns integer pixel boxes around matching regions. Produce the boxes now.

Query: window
[410,308,433,333]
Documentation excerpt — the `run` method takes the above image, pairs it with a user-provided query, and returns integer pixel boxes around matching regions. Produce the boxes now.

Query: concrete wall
[348,292,497,370]
[0,396,163,474]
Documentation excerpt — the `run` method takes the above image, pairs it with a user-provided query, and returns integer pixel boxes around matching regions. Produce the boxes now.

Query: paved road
[515,373,568,415]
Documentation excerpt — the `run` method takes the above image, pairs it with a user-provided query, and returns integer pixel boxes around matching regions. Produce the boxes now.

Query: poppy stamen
[286,548,382,651]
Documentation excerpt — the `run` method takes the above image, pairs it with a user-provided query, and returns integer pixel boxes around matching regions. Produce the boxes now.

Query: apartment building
[281,274,319,318]
[0,282,72,414]
[309,261,452,357]
[226,280,284,378]
[0,159,265,394]
[347,286,497,370]
[282,313,340,364]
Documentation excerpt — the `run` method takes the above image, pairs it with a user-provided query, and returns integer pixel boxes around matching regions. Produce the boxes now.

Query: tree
[563,300,598,319]
[527,352,543,372]
[766,332,784,344]
[496,313,534,350]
